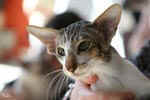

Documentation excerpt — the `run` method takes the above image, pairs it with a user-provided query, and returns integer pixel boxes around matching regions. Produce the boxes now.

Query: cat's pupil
[57,47,65,56]
[78,41,91,52]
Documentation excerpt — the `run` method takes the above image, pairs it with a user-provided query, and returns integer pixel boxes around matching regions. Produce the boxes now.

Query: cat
[27,4,150,100]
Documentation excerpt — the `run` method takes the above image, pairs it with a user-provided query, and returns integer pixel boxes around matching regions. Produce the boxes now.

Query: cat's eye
[78,41,91,52]
[57,47,65,56]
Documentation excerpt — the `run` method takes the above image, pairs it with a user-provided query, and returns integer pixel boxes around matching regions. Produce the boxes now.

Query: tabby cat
[27,4,150,100]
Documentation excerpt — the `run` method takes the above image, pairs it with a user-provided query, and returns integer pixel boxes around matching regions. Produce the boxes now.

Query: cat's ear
[27,25,59,54]
[93,4,121,43]
[27,25,59,44]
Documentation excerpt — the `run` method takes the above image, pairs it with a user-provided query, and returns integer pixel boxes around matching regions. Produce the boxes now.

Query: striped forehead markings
[62,21,91,42]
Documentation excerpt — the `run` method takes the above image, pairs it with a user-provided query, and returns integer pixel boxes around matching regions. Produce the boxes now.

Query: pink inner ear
[102,18,118,33]
[108,18,118,30]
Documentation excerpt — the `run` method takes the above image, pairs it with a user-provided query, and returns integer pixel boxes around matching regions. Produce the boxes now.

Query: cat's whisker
[46,71,63,100]
[45,69,62,79]
[64,74,69,84]
[55,73,64,99]
[58,74,66,95]
[48,71,62,86]
[55,72,66,100]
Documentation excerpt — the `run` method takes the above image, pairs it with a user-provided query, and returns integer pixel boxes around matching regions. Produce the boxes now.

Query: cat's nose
[65,55,77,73]
[67,66,77,73]
[66,60,77,73]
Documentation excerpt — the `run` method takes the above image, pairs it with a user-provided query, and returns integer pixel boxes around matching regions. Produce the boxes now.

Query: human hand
[71,80,135,100]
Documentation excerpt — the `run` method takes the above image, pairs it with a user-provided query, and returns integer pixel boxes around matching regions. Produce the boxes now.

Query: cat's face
[27,4,121,79]
[54,21,108,76]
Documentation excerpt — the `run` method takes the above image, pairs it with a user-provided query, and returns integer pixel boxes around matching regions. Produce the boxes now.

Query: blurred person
[0,0,29,62]
[121,0,150,58]
[46,11,83,29]
[128,4,150,57]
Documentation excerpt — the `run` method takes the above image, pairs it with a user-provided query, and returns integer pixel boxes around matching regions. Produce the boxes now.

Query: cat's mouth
[73,70,100,85]
[81,74,99,85]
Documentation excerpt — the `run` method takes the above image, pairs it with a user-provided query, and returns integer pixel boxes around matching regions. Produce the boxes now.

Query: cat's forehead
[58,21,92,43]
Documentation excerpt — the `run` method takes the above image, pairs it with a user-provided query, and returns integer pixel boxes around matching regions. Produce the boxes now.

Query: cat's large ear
[27,25,59,54]
[93,4,121,44]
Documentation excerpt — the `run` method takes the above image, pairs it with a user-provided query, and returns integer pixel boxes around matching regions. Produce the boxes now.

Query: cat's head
[27,4,121,79]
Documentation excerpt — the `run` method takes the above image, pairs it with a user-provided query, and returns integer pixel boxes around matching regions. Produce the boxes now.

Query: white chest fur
[90,49,150,98]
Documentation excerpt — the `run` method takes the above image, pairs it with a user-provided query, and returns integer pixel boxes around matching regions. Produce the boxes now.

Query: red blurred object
[3,0,29,60]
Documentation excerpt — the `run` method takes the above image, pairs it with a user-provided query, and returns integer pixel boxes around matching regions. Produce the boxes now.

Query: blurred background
[0,0,150,99]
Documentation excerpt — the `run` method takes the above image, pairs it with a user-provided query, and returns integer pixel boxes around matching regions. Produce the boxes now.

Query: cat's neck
[106,47,124,70]
[109,47,150,83]
[95,46,147,79]
[93,47,150,95]
[93,47,124,78]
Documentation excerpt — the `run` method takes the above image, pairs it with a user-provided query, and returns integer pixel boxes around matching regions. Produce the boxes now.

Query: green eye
[57,47,65,56]
[78,41,91,52]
